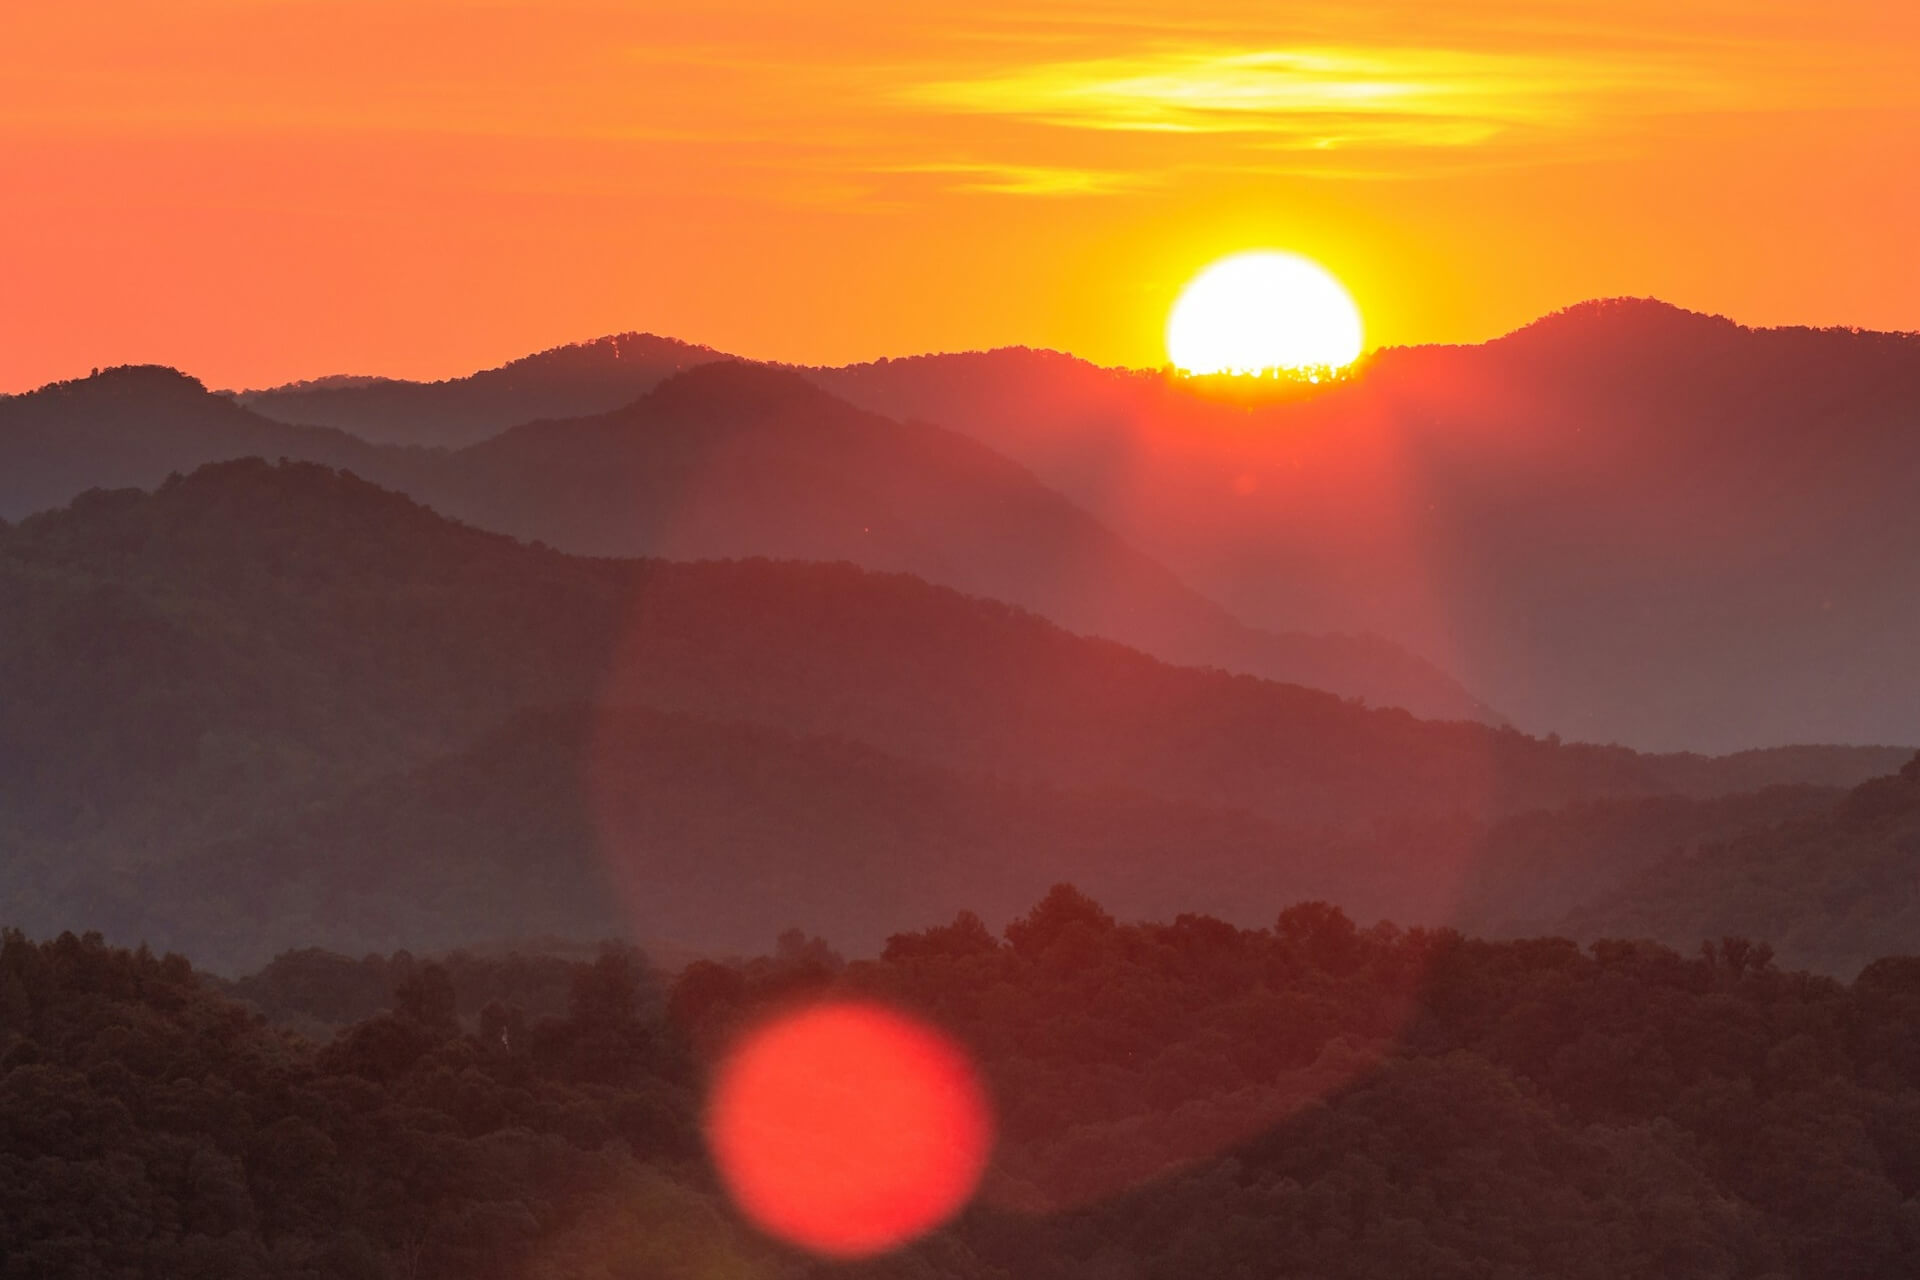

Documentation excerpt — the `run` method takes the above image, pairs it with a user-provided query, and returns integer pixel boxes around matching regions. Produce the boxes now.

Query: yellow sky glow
[910,46,1644,141]
[1,1,1916,389]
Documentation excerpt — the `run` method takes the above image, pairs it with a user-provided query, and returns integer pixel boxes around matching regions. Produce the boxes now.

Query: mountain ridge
[4,459,1909,970]
[422,360,1494,722]
[234,331,732,447]
[804,303,1920,751]
[4,360,1496,724]
[16,297,1920,748]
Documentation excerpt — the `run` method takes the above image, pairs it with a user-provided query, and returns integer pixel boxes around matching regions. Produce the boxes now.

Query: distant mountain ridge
[0,365,394,517]
[404,361,1495,721]
[235,298,1920,751]
[4,359,1494,724]
[235,332,731,447]
[15,297,1920,749]
[1554,753,1920,977]
[5,460,1904,969]
[808,300,1920,751]
[156,703,1352,965]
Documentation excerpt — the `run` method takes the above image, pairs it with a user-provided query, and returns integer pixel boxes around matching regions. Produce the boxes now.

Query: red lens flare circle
[704,1000,994,1258]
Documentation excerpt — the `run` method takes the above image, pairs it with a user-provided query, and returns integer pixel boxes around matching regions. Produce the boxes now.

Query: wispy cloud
[883,161,1142,196]
[907,45,1688,149]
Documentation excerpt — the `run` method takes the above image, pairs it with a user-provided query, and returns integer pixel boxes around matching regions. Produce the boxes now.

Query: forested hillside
[5,461,1907,969]
[1560,755,1920,977]
[3,460,1909,970]
[5,897,1920,1279]
[0,367,394,519]
[137,705,1356,968]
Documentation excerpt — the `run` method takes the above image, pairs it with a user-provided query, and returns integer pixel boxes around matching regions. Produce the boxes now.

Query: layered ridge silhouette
[809,300,1920,752]
[3,359,1490,723]
[235,332,731,448]
[0,365,392,516]
[1555,755,1920,977]
[2,460,1906,970]
[206,299,1920,751]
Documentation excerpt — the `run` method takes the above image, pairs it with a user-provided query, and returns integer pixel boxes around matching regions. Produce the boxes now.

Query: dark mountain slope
[408,361,1492,721]
[3,461,1907,965]
[142,297,1920,750]
[0,463,628,862]
[237,331,730,447]
[130,705,1361,970]
[3,363,1490,722]
[0,459,1486,848]
[0,365,399,519]
[808,302,1920,751]
[60,707,1902,977]
[1559,754,1920,976]
[4,460,1899,829]
[1444,783,1848,941]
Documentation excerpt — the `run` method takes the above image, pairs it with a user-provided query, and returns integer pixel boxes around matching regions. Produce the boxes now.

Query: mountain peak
[27,364,212,402]
[640,359,840,418]
[12,458,519,581]
[515,331,725,368]
[239,334,728,399]
[1500,298,1745,345]
[237,333,738,447]
[130,457,440,530]
[1472,298,1751,374]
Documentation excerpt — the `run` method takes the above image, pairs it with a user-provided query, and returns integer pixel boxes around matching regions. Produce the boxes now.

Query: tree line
[6,889,1920,1278]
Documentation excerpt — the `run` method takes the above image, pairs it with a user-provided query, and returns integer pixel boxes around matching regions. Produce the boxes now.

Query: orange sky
[4,1,1917,391]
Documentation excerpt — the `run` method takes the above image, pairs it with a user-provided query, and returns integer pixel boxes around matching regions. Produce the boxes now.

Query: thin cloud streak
[908,44,1717,147]
[883,161,1145,196]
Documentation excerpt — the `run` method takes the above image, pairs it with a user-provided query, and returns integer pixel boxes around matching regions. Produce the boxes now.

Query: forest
[6,884,1920,1279]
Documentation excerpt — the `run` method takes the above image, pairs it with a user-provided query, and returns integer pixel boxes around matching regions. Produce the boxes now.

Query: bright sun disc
[1167,251,1364,375]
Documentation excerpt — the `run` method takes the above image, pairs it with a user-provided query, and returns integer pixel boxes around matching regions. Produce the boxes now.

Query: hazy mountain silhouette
[808,300,1920,752]
[5,461,1901,966]
[155,710,1914,974]
[1443,783,1847,943]
[236,332,731,447]
[139,705,1362,969]
[0,365,395,517]
[3,360,1494,723]
[199,299,1920,750]
[1555,753,1920,977]
[401,361,1494,722]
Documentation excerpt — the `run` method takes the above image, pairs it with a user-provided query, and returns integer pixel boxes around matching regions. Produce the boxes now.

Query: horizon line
[10,295,1920,399]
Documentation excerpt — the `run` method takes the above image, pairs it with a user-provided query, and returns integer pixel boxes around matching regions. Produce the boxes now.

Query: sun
[1167,251,1364,376]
